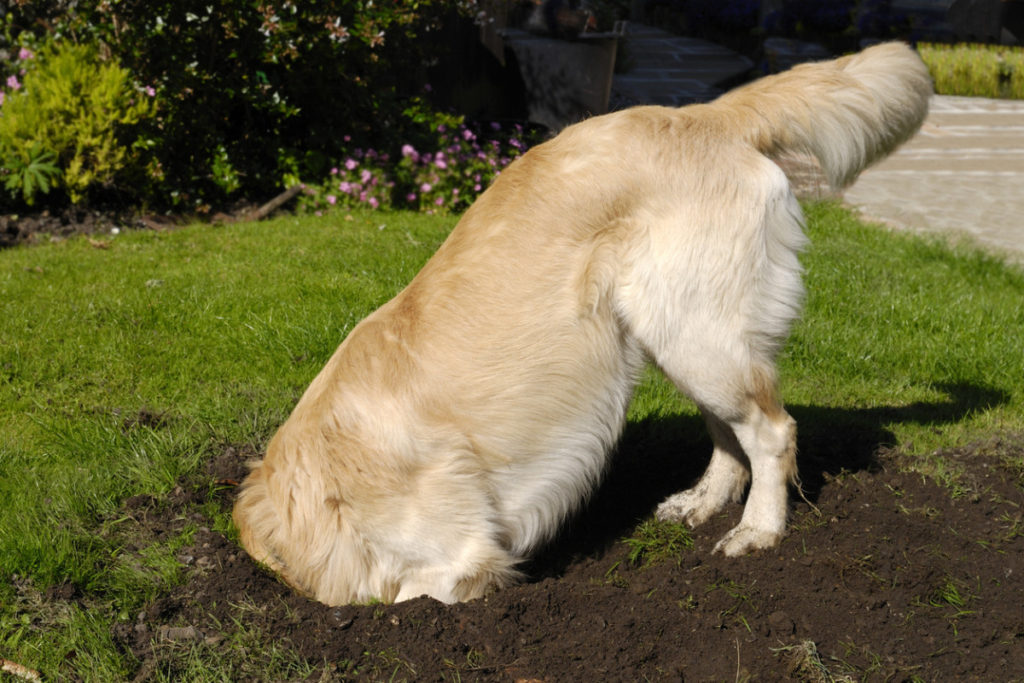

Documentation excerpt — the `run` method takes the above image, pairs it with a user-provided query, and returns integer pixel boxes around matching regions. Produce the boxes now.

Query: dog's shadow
[524,381,1008,578]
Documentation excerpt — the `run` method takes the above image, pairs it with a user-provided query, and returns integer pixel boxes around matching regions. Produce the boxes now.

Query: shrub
[1,1,482,211]
[919,43,1024,100]
[0,41,154,206]
[92,2,474,209]
[1007,50,1024,99]
[299,115,538,215]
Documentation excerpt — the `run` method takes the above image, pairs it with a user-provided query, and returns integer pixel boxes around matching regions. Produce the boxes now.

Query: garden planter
[500,27,620,131]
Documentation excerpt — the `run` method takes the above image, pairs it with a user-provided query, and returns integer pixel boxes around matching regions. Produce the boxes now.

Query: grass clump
[775,640,855,683]
[624,519,695,567]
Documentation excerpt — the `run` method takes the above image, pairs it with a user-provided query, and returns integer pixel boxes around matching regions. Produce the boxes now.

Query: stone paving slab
[844,95,1024,263]
[612,25,753,107]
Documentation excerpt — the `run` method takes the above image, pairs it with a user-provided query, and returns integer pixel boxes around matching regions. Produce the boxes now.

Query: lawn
[0,203,1022,679]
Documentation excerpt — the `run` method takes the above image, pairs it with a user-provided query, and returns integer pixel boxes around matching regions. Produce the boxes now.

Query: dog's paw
[712,524,782,556]
[655,488,720,528]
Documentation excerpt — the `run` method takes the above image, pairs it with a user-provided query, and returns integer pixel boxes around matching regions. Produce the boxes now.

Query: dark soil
[0,208,144,248]
[0,202,258,249]
[103,432,1024,681]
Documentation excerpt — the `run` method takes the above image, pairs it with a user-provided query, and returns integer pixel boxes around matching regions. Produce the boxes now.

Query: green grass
[786,203,1024,476]
[624,519,694,568]
[1,202,1023,678]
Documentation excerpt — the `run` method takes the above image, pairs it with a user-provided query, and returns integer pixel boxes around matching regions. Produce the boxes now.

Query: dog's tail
[713,42,932,188]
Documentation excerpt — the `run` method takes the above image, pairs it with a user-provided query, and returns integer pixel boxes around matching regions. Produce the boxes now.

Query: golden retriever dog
[234,43,932,605]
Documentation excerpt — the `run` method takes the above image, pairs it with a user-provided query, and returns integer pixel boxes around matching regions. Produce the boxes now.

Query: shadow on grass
[526,381,1009,578]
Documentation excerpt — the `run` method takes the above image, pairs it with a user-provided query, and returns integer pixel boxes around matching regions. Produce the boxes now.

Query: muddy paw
[654,488,720,528]
[712,524,782,556]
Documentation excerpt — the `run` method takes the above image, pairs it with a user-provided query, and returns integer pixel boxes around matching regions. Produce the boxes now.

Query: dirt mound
[101,437,1024,681]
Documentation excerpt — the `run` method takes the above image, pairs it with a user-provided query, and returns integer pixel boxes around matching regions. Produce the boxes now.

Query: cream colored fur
[233,43,932,605]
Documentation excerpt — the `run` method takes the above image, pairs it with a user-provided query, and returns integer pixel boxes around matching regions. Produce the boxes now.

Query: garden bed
[91,436,1024,680]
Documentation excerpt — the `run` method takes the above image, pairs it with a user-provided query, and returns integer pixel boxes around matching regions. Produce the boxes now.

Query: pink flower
[344,158,357,170]
[339,181,352,193]
[462,128,476,141]
[17,48,33,61]
[401,143,417,159]
[6,75,21,91]
[434,196,444,206]
[368,197,379,209]
[326,195,337,205]
[420,182,432,192]
[435,158,447,170]
[360,169,372,184]
[330,167,339,175]
[406,193,417,202]
[144,86,156,97]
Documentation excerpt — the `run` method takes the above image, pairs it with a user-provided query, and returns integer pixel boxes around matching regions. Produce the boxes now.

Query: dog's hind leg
[621,152,804,554]
[655,358,797,555]
[708,378,797,555]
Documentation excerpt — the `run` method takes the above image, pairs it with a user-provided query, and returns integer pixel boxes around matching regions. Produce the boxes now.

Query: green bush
[0,41,153,205]
[918,43,1024,100]
[1,2,479,211]
[1005,49,1024,99]
[70,2,467,209]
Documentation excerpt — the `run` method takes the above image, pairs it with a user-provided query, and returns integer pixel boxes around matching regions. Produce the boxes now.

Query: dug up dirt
[90,432,1024,682]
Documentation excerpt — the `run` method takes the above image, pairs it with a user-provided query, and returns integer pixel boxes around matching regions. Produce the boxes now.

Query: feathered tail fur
[713,42,933,188]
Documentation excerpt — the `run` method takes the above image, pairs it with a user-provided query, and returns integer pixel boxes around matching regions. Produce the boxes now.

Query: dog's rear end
[234,43,932,605]
[648,41,932,551]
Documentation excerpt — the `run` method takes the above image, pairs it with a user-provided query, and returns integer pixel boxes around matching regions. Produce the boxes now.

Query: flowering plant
[0,21,38,110]
[300,117,536,215]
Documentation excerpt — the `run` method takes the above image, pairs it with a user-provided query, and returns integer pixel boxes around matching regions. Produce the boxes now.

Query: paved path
[612,28,1024,264]
[611,24,753,107]
[844,95,1024,263]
